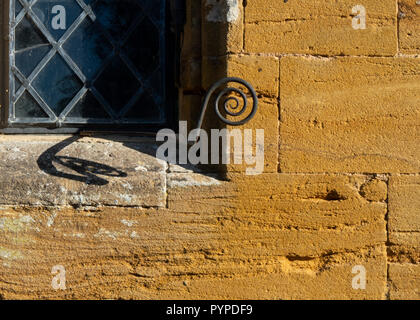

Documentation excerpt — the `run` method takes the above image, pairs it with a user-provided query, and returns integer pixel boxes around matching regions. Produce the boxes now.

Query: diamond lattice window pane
[94,57,140,113]
[32,0,83,41]
[137,0,164,26]
[63,18,113,80]
[15,0,23,17]
[124,91,161,121]
[92,0,142,42]
[124,17,160,78]
[15,44,51,77]
[9,0,169,128]
[67,92,111,119]
[32,54,83,115]
[15,15,48,51]
[15,91,49,118]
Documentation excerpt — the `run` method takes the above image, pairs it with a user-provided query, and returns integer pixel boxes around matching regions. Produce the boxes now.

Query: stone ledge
[0,135,168,207]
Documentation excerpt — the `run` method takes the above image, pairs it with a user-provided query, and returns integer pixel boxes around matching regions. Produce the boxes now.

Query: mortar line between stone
[396,0,400,54]
[242,0,246,53]
[385,174,391,300]
[221,52,419,59]
[165,161,170,209]
[386,264,391,300]
[277,56,281,174]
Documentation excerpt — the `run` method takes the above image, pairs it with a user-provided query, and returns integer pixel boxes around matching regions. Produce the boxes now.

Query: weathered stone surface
[388,175,420,265]
[389,175,420,234]
[202,0,243,56]
[226,55,279,98]
[179,94,202,131]
[182,0,202,60]
[0,207,228,299]
[360,179,388,202]
[0,136,167,207]
[0,172,387,299]
[279,56,420,173]
[399,0,420,54]
[388,244,419,264]
[202,56,228,91]
[171,173,388,255]
[225,99,279,174]
[202,55,279,97]
[180,59,202,91]
[180,1,202,91]
[245,0,397,55]
[168,172,236,213]
[168,173,388,299]
[389,263,420,300]
[181,248,386,300]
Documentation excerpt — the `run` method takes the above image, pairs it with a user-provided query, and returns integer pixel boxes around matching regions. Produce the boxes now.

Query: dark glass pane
[124,17,160,78]
[15,0,23,16]
[145,67,164,98]
[32,54,83,115]
[137,0,164,23]
[67,91,110,119]
[32,0,83,41]
[15,44,51,77]
[124,91,161,120]
[63,18,113,80]
[92,0,141,42]
[15,91,49,118]
[15,15,48,51]
[94,57,140,114]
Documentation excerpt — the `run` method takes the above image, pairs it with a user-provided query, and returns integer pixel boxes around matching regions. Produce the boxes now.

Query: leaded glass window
[8,0,172,129]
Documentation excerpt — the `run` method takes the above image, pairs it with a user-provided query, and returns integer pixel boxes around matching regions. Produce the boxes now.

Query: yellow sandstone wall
[0,0,418,300]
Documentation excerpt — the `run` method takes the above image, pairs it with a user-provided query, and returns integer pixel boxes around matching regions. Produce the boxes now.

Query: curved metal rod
[194,77,258,140]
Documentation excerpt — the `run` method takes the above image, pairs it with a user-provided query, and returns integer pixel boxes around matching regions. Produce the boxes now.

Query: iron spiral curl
[196,77,258,134]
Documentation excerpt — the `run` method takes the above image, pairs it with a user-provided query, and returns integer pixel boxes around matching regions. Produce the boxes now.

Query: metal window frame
[0,0,10,128]
[0,0,181,134]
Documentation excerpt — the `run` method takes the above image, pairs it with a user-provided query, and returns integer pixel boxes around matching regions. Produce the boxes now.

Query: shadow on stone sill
[37,135,218,186]
[37,136,127,186]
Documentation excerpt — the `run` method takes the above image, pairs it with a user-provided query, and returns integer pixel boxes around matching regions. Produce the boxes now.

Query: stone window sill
[0,135,168,208]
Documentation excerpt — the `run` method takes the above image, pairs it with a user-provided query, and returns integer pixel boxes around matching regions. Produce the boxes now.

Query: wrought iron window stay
[193,77,258,141]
